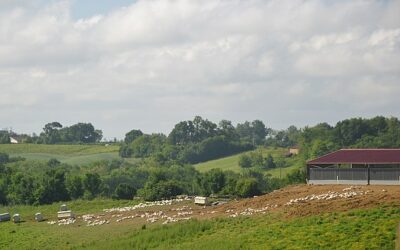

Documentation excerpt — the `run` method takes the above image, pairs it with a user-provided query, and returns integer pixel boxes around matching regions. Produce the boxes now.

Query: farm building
[307,149,400,185]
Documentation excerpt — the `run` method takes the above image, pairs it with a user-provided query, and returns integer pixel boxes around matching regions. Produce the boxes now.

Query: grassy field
[0,144,120,165]
[0,144,119,155]
[194,147,302,178]
[86,207,400,250]
[0,199,142,250]
[0,204,398,250]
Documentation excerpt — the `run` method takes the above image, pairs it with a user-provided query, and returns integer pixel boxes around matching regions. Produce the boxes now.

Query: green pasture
[0,144,119,155]
[0,144,120,165]
[0,204,398,250]
[194,147,302,178]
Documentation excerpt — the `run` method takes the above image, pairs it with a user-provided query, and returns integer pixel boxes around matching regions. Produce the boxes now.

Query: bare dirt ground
[51,185,400,227]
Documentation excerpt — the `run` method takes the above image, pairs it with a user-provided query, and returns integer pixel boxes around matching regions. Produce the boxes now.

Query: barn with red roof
[306,149,400,185]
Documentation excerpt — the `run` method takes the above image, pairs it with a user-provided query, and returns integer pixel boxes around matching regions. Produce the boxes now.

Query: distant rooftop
[307,149,400,165]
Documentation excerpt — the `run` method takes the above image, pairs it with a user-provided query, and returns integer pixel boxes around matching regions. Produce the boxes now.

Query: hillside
[1,184,399,249]
[194,147,302,177]
[0,144,120,165]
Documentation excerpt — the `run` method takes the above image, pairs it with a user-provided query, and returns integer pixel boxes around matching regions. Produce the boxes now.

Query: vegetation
[0,115,399,205]
[0,144,118,155]
[0,206,398,249]
[119,116,262,164]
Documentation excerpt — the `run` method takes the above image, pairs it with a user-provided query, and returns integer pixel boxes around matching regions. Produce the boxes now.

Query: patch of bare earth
[50,185,400,227]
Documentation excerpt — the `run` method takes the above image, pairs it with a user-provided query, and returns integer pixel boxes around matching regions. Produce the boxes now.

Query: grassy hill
[194,147,302,178]
[0,144,120,165]
[1,185,399,249]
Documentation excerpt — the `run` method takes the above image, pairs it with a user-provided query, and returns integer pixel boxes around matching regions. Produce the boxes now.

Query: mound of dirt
[212,184,400,218]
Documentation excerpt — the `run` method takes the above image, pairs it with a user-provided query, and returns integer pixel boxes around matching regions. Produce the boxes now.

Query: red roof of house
[307,149,400,165]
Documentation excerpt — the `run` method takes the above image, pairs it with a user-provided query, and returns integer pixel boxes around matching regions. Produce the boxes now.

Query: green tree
[119,144,133,158]
[83,173,102,198]
[0,178,7,205]
[113,183,136,200]
[35,170,69,204]
[0,131,10,144]
[286,169,306,184]
[239,154,252,168]
[204,169,226,194]
[47,158,61,167]
[42,122,63,144]
[8,173,36,205]
[124,129,143,144]
[235,178,261,198]
[66,176,84,200]
[264,154,276,169]
[139,180,183,201]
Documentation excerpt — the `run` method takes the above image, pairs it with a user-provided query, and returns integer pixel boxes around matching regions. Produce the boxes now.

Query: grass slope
[194,147,302,178]
[0,144,119,155]
[1,206,398,250]
[0,144,120,165]
[0,199,141,250]
[85,207,400,250]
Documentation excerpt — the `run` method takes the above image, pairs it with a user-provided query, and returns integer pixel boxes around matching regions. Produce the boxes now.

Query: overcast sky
[0,0,399,139]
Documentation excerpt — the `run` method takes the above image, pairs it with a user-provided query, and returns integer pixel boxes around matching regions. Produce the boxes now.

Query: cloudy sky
[0,0,399,139]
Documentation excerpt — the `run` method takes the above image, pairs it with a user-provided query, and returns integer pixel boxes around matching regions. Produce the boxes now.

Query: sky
[0,0,399,140]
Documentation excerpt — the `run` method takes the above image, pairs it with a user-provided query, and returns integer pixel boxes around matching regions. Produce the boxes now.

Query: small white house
[10,137,18,144]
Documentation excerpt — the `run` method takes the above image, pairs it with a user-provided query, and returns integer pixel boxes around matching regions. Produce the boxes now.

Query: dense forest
[0,116,399,206]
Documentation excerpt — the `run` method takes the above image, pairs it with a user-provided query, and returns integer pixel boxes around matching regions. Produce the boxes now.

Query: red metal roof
[307,149,400,165]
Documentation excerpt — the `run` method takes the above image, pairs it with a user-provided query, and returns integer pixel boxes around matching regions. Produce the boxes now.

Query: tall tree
[124,129,143,144]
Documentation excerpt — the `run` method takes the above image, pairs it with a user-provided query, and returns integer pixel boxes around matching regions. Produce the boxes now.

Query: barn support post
[367,164,370,185]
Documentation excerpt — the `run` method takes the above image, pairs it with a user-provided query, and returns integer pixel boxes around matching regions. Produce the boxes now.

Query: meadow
[0,144,120,165]
[194,147,302,178]
[0,203,398,250]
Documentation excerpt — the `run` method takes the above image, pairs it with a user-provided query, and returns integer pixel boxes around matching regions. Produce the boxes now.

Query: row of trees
[238,151,277,169]
[31,122,103,144]
[0,151,305,205]
[0,122,103,144]
[120,116,268,164]
[265,116,400,159]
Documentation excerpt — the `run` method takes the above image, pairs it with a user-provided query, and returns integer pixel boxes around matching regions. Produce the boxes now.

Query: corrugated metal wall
[309,168,400,185]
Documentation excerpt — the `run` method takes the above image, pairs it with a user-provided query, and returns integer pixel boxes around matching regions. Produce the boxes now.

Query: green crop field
[194,147,302,178]
[0,144,120,165]
[0,204,398,250]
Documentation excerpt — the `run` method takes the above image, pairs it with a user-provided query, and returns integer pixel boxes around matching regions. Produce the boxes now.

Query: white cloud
[0,0,399,138]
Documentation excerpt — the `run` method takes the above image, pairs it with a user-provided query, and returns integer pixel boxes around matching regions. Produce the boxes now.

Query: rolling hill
[1,184,399,249]
[194,147,303,178]
[0,144,120,165]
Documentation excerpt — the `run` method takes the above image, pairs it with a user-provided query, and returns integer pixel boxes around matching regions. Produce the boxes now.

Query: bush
[139,180,183,201]
[286,169,306,184]
[113,183,136,200]
[0,152,9,165]
[235,178,261,198]
[239,154,252,168]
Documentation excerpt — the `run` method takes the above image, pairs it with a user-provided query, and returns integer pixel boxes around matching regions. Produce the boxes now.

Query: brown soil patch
[69,185,400,227]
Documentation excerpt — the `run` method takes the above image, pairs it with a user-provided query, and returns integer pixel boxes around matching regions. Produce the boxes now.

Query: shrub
[235,178,261,198]
[113,183,136,200]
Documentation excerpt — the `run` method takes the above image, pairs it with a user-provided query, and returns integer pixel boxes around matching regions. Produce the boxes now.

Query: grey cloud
[0,0,399,138]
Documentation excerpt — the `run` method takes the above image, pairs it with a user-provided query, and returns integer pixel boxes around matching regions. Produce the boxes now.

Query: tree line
[120,116,268,164]
[265,116,400,159]
[0,152,304,206]
[0,122,103,144]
